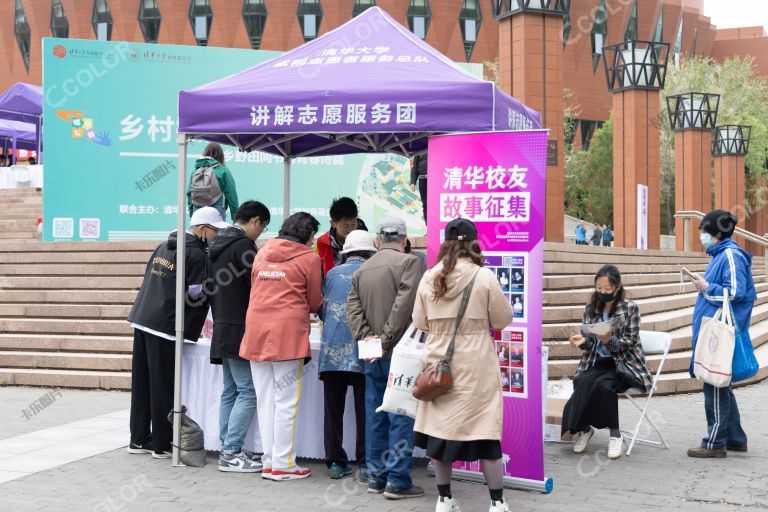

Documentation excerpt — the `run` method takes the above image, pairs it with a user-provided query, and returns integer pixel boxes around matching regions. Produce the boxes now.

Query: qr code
[503,256,514,266]
[79,218,101,239]
[52,218,74,238]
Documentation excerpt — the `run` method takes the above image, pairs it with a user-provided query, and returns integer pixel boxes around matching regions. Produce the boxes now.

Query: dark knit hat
[699,210,737,240]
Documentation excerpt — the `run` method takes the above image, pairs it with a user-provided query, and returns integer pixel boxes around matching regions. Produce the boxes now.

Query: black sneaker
[367,481,386,494]
[383,483,425,500]
[127,442,154,455]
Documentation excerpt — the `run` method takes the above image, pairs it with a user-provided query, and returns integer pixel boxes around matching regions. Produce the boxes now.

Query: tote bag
[731,301,759,383]
[693,293,735,388]
[376,325,426,419]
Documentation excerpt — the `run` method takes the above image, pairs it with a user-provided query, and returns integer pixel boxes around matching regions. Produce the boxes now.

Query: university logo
[53,45,66,59]
[708,332,720,353]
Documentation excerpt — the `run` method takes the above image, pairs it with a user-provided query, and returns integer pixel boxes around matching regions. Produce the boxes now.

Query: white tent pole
[172,133,188,467]
[283,141,292,220]
[36,117,42,163]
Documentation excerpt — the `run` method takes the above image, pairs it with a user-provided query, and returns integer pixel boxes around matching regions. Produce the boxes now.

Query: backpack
[190,163,223,207]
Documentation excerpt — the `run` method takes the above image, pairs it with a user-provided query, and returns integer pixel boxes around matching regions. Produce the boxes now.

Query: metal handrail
[675,210,768,282]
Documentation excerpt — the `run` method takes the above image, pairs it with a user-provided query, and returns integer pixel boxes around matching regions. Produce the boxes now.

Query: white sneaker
[489,499,511,512]
[573,427,594,454]
[608,436,624,459]
[436,496,461,512]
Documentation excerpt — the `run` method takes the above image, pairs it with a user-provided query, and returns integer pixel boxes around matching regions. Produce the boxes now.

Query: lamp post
[713,124,751,250]
[494,0,569,243]
[602,40,669,250]
[666,92,720,251]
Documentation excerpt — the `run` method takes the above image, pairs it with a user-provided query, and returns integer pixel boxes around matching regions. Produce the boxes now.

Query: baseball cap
[190,207,229,230]
[341,230,377,254]
[444,218,478,241]
[376,216,407,236]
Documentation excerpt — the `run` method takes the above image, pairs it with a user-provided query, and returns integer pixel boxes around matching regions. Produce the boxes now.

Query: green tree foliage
[565,115,614,226]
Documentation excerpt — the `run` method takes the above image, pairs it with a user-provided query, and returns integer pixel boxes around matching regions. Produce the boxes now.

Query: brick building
[1,0,766,149]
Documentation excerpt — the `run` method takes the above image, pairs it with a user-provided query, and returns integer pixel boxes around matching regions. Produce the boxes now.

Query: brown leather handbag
[413,271,479,402]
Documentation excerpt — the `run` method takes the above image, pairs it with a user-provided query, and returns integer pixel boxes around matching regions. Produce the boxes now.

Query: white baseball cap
[190,207,229,230]
[341,230,377,254]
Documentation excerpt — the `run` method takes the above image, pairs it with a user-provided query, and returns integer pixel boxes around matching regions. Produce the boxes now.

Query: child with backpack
[188,142,239,222]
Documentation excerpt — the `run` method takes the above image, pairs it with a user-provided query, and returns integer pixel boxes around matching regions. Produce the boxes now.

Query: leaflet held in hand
[358,337,383,359]
[580,317,619,337]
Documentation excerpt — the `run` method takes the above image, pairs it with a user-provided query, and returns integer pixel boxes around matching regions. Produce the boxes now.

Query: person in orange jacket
[315,197,367,275]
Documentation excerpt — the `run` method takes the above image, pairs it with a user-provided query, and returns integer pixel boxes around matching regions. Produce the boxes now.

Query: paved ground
[0,382,767,512]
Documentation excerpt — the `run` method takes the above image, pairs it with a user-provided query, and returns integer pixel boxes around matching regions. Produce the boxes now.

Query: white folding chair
[621,330,672,456]
[11,164,31,188]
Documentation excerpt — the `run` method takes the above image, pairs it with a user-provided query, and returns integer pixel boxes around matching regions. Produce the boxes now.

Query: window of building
[407,0,431,39]
[591,0,607,72]
[653,8,663,42]
[297,0,323,42]
[624,1,637,41]
[189,0,213,46]
[51,0,69,38]
[92,0,113,41]
[562,0,571,48]
[139,0,161,43]
[580,120,602,150]
[673,19,683,66]
[243,0,267,49]
[459,0,481,61]
[14,0,31,72]
[352,0,375,17]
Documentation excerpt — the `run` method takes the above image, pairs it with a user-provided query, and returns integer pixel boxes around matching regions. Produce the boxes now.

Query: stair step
[0,289,138,304]
[0,351,132,372]
[0,276,142,290]
[0,263,147,276]
[0,241,159,252]
[545,267,767,290]
[0,334,132,353]
[0,367,130,390]
[544,262,711,275]
[0,318,133,336]
[0,303,132,319]
[0,251,152,264]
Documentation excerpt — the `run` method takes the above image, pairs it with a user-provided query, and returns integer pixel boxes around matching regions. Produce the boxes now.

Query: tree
[565,115,614,226]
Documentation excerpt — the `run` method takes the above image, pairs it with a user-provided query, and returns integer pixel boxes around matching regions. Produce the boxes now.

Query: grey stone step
[0,276,142,290]
[0,303,132,320]
[0,351,132,372]
[0,318,132,336]
[0,367,130,390]
[0,263,146,276]
[0,240,159,252]
[0,289,138,304]
[545,267,768,290]
[544,262,711,276]
[0,334,133,353]
[0,251,153,264]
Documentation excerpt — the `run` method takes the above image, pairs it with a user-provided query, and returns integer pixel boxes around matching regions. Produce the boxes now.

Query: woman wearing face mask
[561,265,651,460]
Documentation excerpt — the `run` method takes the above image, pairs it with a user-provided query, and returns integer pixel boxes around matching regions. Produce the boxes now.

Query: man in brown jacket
[347,216,424,500]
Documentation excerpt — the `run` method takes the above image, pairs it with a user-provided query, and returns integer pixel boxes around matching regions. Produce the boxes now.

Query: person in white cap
[318,230,377,481]
[126,206,228,459]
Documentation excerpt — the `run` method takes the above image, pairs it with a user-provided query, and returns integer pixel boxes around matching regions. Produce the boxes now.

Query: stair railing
[675,210,768,283]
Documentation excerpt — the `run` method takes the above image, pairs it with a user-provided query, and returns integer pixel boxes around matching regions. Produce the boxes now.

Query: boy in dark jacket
[127,206,227,459]
[315,197,367,275]
[207,201,270,472]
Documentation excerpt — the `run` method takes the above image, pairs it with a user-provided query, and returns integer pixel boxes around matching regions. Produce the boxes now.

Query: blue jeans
[190,201,227,222]
[364,358,414,490]
[220,357,257,453]
[701,383,748,450]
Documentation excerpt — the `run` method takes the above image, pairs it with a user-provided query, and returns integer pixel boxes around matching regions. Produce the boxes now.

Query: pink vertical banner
[427,130,551,492]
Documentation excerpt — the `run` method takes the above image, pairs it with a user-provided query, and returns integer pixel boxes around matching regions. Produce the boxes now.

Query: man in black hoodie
[126,206,228,459]
[207,200,270,473]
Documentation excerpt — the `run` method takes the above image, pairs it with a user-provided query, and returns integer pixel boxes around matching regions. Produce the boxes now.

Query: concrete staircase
[544,243,768,395]
[0,188,41,240]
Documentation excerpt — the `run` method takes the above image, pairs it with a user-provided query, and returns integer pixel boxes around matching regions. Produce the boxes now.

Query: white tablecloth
[181,335,360,460]
[0,165,42,189]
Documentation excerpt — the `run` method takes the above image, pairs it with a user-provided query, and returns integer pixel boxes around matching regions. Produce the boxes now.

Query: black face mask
[598,291,616,303]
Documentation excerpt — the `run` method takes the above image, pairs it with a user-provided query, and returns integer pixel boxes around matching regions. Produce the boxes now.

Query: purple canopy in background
[178,6,540,157]
[0,119,37,150]
[0,83,43,124]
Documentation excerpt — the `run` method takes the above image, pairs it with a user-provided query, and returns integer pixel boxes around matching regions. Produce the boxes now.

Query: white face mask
[700,232,715,249]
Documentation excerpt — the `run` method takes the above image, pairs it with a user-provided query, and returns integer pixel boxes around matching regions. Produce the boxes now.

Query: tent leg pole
[283,148,291,220]
[36,118,41,164]
[11,135,16,165]
[172,134,188,467]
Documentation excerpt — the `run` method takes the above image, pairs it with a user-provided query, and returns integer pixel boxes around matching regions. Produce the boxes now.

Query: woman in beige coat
[412,218,514,512]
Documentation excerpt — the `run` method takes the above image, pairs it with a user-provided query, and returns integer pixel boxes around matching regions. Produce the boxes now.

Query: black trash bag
[166,407,206,467]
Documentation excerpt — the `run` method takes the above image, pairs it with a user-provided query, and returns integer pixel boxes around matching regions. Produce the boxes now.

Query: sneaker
[436,496,461,512]
[269,466,312,481]
[242,449,263,462]
[726,442,748,452]
[152,450,172,459]
[489,499,511,512]
[357,466,369,483]
[383,483,425,500]
[329,463,354,479]
[367,481,386,494]
[607,436,623,460]
[218,452,264,473]
[127,442,153,455]
[572,427,595,454]
[261,468,273,480]
[687,446,727,458]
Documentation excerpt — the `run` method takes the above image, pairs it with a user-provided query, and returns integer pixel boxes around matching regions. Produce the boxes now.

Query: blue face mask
[700,232,715,249]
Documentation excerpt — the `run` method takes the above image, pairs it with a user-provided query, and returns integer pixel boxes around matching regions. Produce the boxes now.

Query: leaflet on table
[358,337,383,359]
[580,317,619,337]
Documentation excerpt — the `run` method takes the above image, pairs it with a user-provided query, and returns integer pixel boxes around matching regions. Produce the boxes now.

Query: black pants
[129,329,176,451]
[418,177,428,223]
[322,371,366,468]
[561,359,620,435]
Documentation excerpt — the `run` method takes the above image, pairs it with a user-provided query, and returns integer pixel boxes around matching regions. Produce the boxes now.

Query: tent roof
[0,83,42,124]
[178,7,540,158]
[0,119,37,141]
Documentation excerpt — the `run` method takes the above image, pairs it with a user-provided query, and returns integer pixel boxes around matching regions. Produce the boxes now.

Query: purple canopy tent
[0,83,43,163]
[0,119,38,154]
[172,6,541,467]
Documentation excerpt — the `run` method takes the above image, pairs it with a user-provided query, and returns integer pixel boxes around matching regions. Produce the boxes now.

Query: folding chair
[621,330,672,456]
[11,164,31,188]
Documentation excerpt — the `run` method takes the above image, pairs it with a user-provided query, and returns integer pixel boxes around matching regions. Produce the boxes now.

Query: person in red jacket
[315,197,367,275]
[240,212,323,481]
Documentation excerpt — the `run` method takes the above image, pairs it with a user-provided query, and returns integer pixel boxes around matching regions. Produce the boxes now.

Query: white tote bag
[693,292,735,388]
[376,324,426,419]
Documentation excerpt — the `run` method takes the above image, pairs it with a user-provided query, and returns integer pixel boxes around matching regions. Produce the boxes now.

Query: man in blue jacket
[687,210,755,458]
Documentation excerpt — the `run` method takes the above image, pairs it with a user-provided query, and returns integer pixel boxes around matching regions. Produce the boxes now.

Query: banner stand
[427,465,554,494]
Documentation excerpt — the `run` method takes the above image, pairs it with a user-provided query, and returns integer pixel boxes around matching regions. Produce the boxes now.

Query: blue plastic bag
[731,304,759,383]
